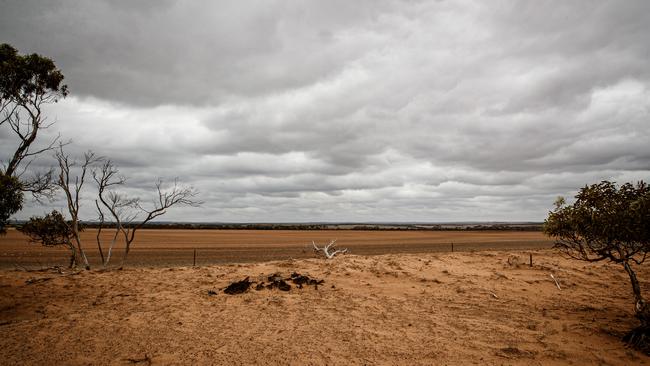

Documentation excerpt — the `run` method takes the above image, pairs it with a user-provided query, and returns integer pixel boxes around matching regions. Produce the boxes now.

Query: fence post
[193,249,197,267]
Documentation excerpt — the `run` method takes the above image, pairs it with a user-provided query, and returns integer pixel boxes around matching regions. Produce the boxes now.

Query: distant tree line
[32,222,540,231]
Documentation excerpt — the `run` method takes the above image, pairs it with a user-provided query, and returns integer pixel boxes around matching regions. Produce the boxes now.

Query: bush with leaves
[544,180,650,352]
[19,210,78,268]
[0,173,23,234]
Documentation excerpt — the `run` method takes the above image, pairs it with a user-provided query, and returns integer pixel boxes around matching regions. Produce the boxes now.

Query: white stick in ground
[312,240,348,259]
[550,273,561,290]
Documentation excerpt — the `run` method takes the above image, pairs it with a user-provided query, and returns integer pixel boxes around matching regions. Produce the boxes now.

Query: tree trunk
[74,236,90,270]
[67,242,77,269]
[95,226,105,266]
[120,242,131,269]
[624,261,650,324]
[72,222,90,270]
[104,230,119,267]
[622,261,650,354]
[5,113,40,177]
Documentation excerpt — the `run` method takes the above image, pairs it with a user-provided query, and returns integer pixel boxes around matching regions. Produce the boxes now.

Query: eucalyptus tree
[0,43,68,232]
[544,181,650,351]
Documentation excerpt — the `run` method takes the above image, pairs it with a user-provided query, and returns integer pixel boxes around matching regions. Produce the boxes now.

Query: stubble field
[0,229,552,268]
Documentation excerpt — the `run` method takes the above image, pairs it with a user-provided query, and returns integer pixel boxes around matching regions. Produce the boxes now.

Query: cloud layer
[2,1,649,222]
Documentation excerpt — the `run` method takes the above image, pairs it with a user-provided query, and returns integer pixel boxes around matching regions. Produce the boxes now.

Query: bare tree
[121,179,199,267]
[93,160,137,266]
[93,160,200,267]
[55,145,101,269]
[94,193,132,267]
[312,239,348,259]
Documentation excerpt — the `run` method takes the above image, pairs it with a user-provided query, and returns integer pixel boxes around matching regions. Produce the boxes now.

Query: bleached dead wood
[312,240,348,259]
[550,273,561,290]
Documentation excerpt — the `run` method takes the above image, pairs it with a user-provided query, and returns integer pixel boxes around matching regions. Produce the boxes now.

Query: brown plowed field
[0,229,552,268]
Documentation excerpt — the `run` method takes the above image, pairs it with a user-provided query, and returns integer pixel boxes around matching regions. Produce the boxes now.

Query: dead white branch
[312,239,348,259]
[550,273,561,290]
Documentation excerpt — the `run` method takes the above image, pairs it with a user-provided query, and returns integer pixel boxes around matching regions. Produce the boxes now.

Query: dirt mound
[1,250,648,365]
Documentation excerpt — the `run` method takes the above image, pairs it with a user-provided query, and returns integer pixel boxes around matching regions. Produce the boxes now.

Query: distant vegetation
[53,222,544,231]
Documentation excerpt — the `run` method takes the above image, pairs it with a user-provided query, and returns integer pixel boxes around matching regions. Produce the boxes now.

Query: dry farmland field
[0,228,553,268]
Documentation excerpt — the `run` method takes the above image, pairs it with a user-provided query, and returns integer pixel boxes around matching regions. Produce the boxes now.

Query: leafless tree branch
[92,161,200,267]
[55,145,103,269]
[312,239,348,259]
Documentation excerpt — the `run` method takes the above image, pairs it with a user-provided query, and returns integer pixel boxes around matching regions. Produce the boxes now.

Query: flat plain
[0,228,552,268]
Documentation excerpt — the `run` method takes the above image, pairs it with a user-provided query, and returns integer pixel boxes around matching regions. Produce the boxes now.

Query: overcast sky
[2,0,649,223]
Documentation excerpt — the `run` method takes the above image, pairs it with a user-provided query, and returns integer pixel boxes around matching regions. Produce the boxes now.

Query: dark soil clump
[223,277,252,294]
[224,272,324,295]
[290,272,325,289]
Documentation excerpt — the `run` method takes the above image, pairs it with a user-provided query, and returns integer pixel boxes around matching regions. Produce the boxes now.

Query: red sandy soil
[1,249,649,365]
[0,229,553,268]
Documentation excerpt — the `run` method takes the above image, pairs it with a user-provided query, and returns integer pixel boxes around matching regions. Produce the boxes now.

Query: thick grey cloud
[2,0,650,222]
[1,0,395,105]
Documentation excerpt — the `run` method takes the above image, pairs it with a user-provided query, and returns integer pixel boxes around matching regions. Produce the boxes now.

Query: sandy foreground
[1,249,649,365]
